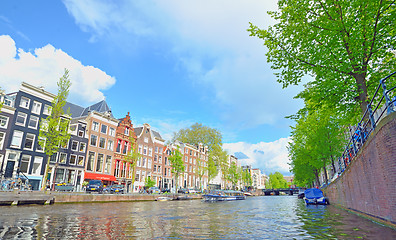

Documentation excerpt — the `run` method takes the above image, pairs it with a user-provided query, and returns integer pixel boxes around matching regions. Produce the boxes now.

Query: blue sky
[0,0,303,176]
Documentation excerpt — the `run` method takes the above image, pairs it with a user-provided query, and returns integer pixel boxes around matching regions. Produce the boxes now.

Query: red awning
[84,172,117,181]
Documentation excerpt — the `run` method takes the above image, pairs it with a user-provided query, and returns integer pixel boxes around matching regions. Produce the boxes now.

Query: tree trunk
[323,166,328,185]
[353,73,369,115]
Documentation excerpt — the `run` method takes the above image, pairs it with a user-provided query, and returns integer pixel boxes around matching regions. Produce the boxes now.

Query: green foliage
[125,135,141,183]
[242,169,252,187]
[144,176,156,189]
[40,69,72,190]
[268,172,288,189]
[195,155,206,190]
[248,0,396,115]
[169,146,184,190]
[0,87,4,112]
[228,162,241,189]
[173,123,226,169]
[288,103,345,186]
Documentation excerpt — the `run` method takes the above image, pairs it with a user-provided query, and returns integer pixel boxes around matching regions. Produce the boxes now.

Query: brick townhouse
[114,112,136,193]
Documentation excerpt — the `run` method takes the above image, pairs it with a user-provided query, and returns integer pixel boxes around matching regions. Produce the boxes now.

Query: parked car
[85,180,103,193]
[110,184,125,194]
[148,187,161,194]
[188,188,198,194]
[161,188,170,193]
[178,188,189,194]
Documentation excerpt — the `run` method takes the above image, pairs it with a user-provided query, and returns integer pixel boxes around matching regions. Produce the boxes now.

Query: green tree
[242,169,252,189]
[195,154,206,190]
[39,69,72,190]
[173,123,224,170]
[144,176,156,189]
[169,146,184,191]
[228,162,241,190]
[125,135,141,186]
[268,172,288,189]
[0,87,4,111]
[248,0,396,115]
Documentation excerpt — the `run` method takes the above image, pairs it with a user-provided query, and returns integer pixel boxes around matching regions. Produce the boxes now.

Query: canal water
[0,195,395,239]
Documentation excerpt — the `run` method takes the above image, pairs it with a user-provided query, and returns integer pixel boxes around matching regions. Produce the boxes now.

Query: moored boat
[203,190,246,201]
[303,188,330,205]
[156,197,173,201]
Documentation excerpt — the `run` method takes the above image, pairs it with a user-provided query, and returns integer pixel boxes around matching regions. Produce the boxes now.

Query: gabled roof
[64,100,114,118]
[133,125,164,142]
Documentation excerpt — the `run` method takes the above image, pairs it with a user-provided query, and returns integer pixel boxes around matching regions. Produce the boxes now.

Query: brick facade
[324,112,396,225]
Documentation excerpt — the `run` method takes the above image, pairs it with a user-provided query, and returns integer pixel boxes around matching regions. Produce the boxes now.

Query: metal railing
[336,72,396,174]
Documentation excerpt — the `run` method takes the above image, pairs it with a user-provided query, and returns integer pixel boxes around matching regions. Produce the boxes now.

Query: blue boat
[203,190,246,201]
[303,188,330,205]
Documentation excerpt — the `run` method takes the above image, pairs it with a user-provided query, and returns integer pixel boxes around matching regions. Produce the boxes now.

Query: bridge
[262,188,304,196]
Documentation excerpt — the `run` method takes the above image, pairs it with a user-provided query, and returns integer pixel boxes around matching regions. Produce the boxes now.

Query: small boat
[156,197,173,201]
[203,190,246,201]
[243,192,252,196]
[303,188,330,205]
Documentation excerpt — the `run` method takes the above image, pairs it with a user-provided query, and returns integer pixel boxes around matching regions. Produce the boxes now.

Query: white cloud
[223,137,292,176]
[62,0,303,130]
[0,35,115,104]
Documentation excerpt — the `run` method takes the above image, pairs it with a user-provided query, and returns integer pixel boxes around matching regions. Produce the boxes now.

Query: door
[4,161,15,178]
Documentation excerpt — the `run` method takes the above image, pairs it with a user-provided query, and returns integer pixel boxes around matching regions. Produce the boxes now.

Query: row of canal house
[0,82,209,192]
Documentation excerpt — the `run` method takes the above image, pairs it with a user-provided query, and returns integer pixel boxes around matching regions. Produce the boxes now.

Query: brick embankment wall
[324,112,396,225]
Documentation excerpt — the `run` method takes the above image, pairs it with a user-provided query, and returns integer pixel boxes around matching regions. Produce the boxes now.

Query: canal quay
[1,195,396,239]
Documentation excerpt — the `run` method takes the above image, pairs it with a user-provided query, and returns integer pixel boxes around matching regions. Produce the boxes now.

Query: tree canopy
[249,0,396,115]
[168,146,184,190]
[267,172,289,189]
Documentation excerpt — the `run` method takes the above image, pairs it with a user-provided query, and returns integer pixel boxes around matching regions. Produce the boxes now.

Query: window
[185,156,188,162]
[69,155,77,165]
[143,146,147,155]
[154,165,157,172]
[96,154,104,172]
[79,142,86,153]
[109,127,115,137]
[0,115,9,128]
[190,157,192,164]
[87,152,95,171]
[11,130,23,148]
[4,98,12,107]
[105,155,112,174]
[43,104,51,115]
[144,137,148,143]
[123,141,128,154]
[154,155,157,162]
[159,147,163,153]
[90,135,97,146]
[164,157,167,166]
[24,133,35,150]
[148,159,152,169]
[31,101,42,114]
[142,158,146,167]
[28,115,39,129]
[60,139,69,149]
[114,161,120,177]
[20,155,31,173]
[155,146,158,153]
[0,132,5,149]
[15,112,27,126]
[20,97,30,109]
[78,156,84,166]
[50,153,57,163]
[99,137,106,148]
[148,148,152,157]
[32,156,42,175]
[71,141,78,151]
[135,170,140,182]
[59,152,67,163]
[138,145,142,154]
[137,158,141,167]
[101,124,108,134]
[124,127,129,135]
[92,121,99,131]
[107,140,114,151]
[158,166,161,174]
[116,140,122,153]
[78,130,84,137]
[159,156,162,163]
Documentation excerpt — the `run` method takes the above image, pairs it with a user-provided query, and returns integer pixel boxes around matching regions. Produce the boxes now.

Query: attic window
[146,129,149,133]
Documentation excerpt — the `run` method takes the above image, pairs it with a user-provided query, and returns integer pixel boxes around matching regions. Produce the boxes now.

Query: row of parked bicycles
[1,178,32,191]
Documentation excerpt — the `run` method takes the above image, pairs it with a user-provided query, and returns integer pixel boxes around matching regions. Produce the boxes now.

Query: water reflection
[0,196,395,239]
